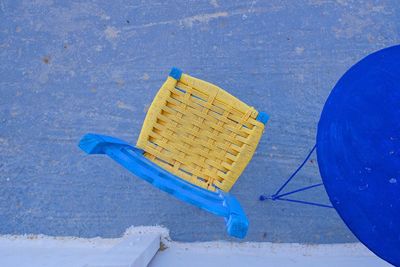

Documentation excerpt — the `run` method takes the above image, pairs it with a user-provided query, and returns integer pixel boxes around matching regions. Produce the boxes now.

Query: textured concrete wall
[0,0,399,242]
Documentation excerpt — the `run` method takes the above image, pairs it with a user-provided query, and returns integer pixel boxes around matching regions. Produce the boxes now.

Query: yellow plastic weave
[137,71,265,192]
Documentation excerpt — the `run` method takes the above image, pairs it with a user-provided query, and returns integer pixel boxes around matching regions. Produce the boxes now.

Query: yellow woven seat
[137,68,267,192]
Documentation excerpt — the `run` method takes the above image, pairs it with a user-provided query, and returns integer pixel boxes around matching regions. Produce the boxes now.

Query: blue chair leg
[221,191,249,239]
[79,133,131,154]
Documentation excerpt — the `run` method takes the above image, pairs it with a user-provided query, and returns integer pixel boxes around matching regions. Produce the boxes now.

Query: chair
[79,68,268,238]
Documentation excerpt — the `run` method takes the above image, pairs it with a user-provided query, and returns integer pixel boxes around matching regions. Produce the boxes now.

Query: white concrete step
[83,232,160,267]
[0,227,392,267]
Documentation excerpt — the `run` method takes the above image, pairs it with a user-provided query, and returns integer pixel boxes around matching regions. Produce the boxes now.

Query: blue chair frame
[79,133,249,238]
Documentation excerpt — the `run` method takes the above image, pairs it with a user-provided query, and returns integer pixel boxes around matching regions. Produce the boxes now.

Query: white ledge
[0,226,391,267]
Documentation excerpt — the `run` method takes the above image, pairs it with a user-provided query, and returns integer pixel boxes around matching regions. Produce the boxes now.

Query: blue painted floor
[0,0,399,242]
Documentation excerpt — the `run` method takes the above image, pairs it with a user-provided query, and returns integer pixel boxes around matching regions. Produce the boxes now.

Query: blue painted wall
[0,0,399,242]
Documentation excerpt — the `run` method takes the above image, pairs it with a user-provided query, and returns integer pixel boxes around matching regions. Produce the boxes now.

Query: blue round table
[317,45,400,266]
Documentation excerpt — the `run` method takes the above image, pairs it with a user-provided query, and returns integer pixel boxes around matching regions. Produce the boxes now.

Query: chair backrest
[137,68,267,192]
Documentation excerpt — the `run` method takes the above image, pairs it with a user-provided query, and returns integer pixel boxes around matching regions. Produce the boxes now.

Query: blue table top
[317,45,400,266]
